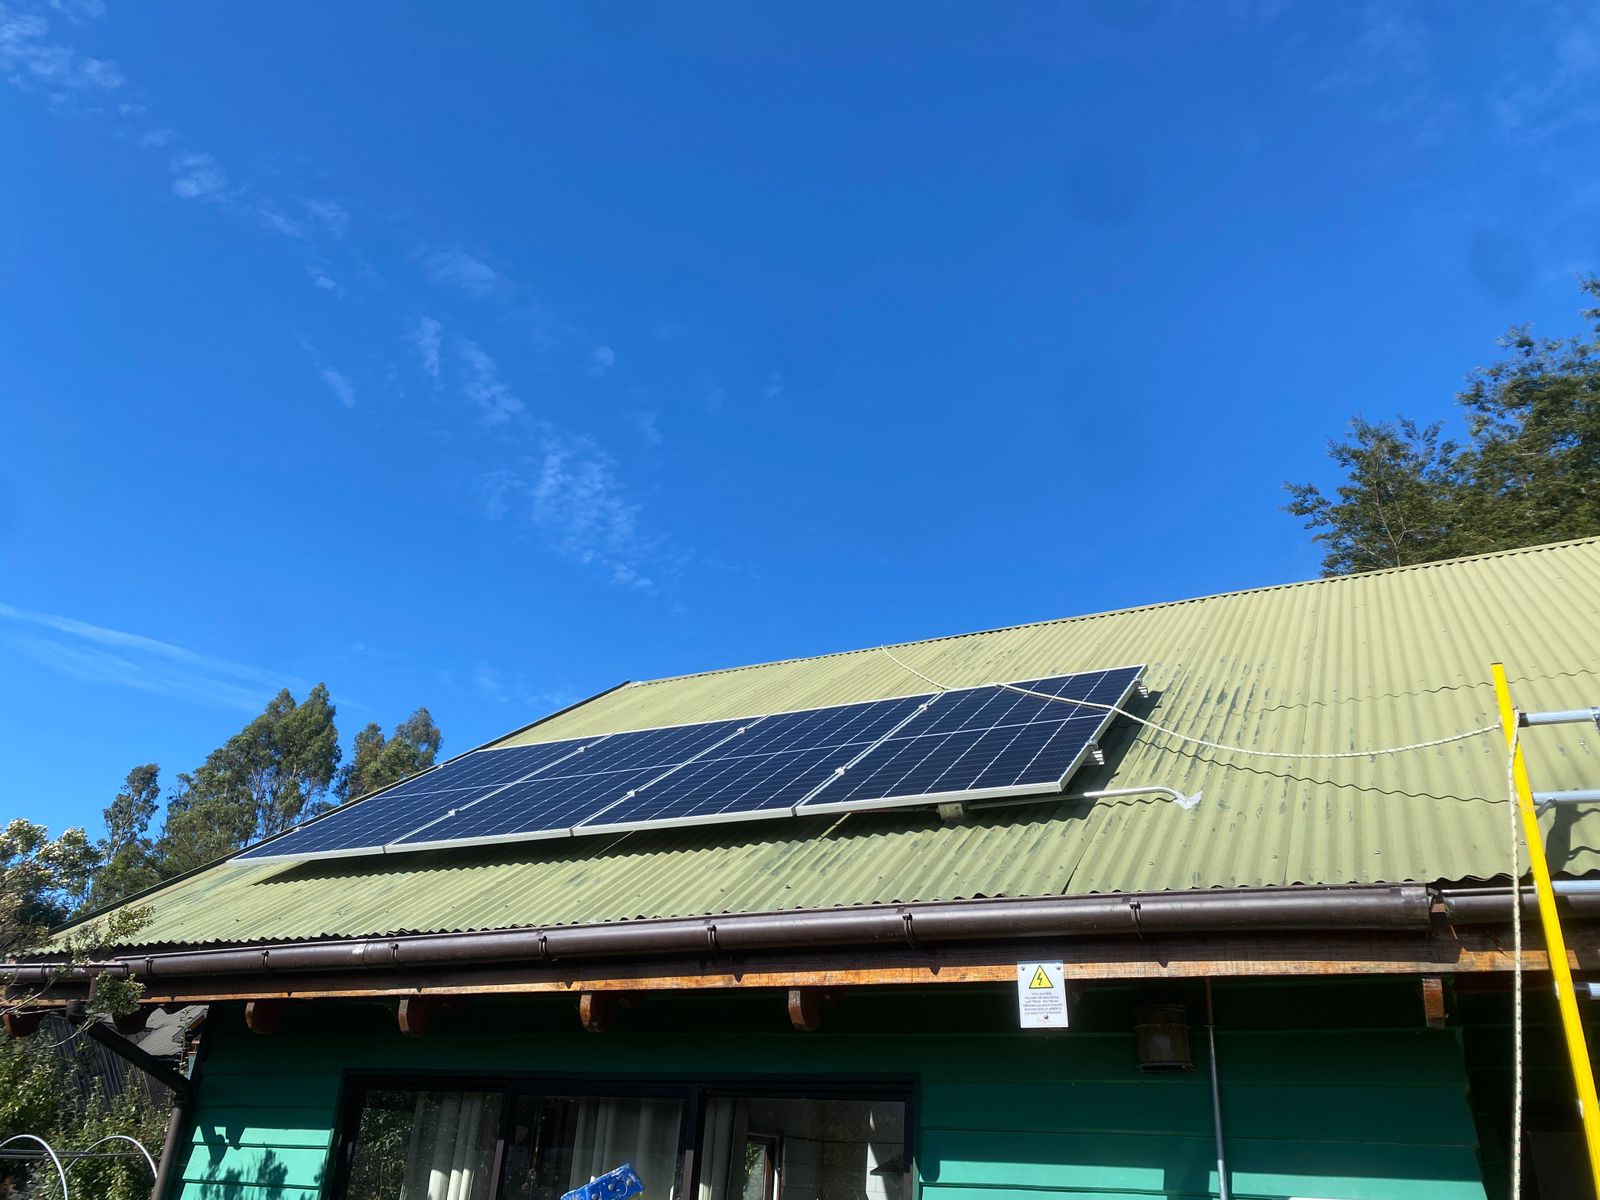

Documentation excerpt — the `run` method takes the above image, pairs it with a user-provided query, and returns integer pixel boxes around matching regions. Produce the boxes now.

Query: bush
[0,1034,168,1200]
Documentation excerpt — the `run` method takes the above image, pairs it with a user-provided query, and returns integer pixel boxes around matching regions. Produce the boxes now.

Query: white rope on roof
[876,645,1500,762]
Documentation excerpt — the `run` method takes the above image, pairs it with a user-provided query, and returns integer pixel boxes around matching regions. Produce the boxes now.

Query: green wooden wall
[169,981,1486,1200]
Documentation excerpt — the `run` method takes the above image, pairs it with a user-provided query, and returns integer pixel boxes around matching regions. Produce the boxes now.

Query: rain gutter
[7,884,1431,986]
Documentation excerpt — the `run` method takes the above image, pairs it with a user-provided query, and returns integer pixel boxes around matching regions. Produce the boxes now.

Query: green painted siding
[169,985,1486,1200]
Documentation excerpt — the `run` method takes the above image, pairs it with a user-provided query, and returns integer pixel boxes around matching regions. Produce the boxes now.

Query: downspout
[148,1094,187,1200]
[146,1021,208,1200]
[52,1011,202,1200]
[1204,980,1230,1200]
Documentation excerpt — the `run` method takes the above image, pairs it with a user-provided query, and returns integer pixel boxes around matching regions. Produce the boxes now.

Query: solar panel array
[237,664,1144,862]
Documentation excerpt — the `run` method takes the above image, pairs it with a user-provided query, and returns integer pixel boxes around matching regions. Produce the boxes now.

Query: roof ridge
[624,535,1600,689]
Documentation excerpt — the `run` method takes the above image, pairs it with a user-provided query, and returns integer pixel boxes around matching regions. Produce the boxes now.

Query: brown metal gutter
[1441,885,1600,924]
[6,885,1431,986]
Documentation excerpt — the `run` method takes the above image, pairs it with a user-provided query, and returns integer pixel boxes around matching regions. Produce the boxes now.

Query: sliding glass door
[335,1080,907,1200]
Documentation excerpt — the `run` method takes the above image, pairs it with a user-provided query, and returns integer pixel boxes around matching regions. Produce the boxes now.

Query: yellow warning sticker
[1015,960,1068,1028]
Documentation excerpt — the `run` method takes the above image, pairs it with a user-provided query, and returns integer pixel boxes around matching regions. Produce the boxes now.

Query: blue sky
[3,1,1597,839]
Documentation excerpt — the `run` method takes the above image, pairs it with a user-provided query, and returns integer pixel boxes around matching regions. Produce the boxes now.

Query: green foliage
[85,768,162,914]
[1288,277,1600,575]
[155,684,341,876]
[0,1034,167,1200]
[7,688,442,928]
[1,821,99,958]
[336,708,443,802]
[60,688,444,916]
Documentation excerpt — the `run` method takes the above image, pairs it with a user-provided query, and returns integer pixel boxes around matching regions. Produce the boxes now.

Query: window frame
[325,1071,916,1200]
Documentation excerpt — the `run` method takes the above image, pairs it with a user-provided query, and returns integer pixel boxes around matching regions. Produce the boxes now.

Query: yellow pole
[1492,662,1600,1191]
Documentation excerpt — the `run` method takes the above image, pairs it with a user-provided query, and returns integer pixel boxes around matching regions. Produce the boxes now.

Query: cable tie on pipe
[1129,899,1145,940]
[705,923,721,955]
[537,932,551,964]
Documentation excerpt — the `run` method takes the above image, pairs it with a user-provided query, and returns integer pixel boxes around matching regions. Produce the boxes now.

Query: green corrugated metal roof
[88,537,1600,950]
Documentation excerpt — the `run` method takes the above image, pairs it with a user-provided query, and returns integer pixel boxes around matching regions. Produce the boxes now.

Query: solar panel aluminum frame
[563,694,940,838]
[793,663,1146,817]
[385,716,769,855]
[236,736,611,863]
[232,664,1144,864]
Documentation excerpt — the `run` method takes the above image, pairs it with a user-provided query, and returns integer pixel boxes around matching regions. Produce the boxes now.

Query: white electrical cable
[877,646,1500,762]
[1507,724,1524,1200]
[877,648,1534,1192]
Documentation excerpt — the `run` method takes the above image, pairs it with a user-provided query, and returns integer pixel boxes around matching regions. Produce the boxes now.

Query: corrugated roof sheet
[84,538,1600,949]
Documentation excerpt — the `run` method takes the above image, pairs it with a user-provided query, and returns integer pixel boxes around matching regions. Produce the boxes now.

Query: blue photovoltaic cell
[235,665,1144,862]
[236,739,599,860]
[390,718,748,848]
[799,666,1142,811]
[578,695,930,831]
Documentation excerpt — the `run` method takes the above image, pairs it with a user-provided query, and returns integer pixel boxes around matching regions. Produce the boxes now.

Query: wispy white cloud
[319,365,356,408]
[251,200,306,238]
[0,3,122,94]
[481,432,655,591]
[629,409,662,445]
[8,5,678,597]
[407,316,442,378]
[300,197,348,238]
[46,0,105,24]
[422,246,512,299]
[0,601,304,711]
[454,335,526,425]
[763,371,785,400]
[470,661,576,710]
[308,264,342,294]
[167,150,337,243]
[169,151,227,199]
[1488,6,1600,138]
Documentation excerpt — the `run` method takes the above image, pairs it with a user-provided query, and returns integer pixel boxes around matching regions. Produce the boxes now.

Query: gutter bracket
[901,911,922,951]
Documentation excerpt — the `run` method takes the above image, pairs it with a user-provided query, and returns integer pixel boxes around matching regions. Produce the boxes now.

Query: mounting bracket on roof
[936,801,968,824]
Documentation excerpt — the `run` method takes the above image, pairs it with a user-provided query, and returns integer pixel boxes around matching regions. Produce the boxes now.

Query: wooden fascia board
[30,922,1594,1005]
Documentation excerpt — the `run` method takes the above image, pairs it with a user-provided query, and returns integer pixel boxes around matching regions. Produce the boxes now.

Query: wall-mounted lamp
[1134,1003,1194,1072]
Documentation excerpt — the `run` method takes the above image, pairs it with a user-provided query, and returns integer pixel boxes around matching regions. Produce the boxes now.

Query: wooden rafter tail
[244,999,292,1035]
[578,991,617,1032]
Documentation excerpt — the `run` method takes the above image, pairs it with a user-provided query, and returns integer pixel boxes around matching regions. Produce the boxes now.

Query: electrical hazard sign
[1015,960,1068,1028]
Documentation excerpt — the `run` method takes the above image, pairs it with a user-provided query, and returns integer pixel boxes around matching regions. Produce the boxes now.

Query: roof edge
[624,535,1600,691]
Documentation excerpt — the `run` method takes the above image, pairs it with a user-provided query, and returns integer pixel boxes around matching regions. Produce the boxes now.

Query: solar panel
[235,738,600,861]
[798,666,1144,813]
[575,694,932,834]
[389,718,750,851]
[233,664,1145,863]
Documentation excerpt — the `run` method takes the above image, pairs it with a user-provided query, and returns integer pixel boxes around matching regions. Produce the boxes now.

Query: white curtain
[695,1099,747,1200]
[568,1097,684,1200]
[399,1092,501,1200]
